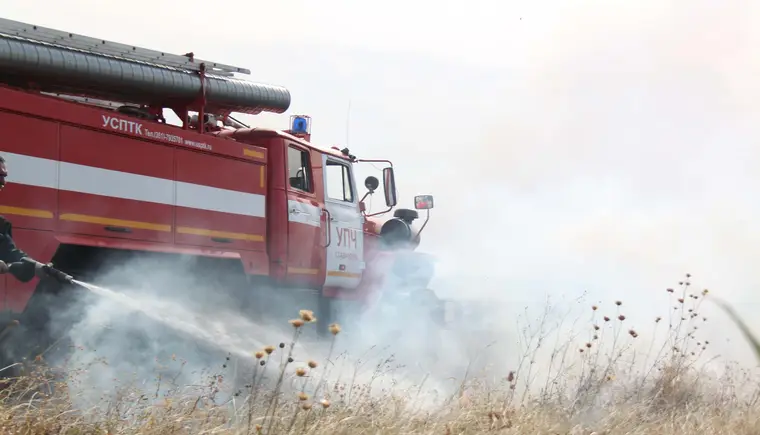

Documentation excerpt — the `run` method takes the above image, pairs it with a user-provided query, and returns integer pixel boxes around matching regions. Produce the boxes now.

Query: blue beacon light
[290,115,311,134]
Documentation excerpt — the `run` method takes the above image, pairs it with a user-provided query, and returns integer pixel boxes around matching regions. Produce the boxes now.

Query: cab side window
[288,146,312,192]
[325,160,354,202]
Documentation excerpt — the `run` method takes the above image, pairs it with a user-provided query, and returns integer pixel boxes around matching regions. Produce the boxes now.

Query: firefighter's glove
[0,261,8,274]
[8,259,36,282]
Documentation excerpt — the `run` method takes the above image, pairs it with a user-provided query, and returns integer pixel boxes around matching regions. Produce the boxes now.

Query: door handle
[104,226,132,234]
[322,208,332,248]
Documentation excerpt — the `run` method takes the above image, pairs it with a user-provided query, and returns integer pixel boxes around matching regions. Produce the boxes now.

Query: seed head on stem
[264,345,275,355]
[298,392,309,401]
[290,319,305,328]
[329,323,342,335]
[308,360,318,368]
[299,309,317,322]
[254,351,265,359]
[296,367,307,377]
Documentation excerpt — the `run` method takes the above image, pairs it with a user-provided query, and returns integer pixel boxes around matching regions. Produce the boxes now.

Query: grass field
[1,276,759,434]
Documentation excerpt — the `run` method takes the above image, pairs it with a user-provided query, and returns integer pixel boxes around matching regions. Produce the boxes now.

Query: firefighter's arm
[0,217,29,264]
[0,218,71,283]
[0,218,35,282]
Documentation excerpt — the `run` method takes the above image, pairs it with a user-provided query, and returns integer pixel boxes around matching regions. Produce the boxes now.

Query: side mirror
[364,176,379,193]
[382,167,398,207]
[414,195,434,210]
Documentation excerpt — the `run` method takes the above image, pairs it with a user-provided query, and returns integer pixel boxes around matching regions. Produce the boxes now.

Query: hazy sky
[4,0,760,361]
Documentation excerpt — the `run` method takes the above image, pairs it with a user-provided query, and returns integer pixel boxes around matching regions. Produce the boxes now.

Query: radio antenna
[345,99,352,148]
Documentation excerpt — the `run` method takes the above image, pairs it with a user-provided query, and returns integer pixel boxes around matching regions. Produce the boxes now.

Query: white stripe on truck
[3,152,266,218]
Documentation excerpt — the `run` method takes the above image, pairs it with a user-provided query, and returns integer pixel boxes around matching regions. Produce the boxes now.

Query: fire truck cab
[214,120,404,299]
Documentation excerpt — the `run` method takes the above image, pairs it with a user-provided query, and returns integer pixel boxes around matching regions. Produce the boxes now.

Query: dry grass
[2,275,760,434]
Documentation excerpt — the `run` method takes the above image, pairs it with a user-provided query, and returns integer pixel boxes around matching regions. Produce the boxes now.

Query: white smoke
[3,0,760,413]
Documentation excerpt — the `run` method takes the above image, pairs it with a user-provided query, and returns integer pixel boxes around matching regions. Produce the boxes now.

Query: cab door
[322,155,364,289]
[285,143,324,287]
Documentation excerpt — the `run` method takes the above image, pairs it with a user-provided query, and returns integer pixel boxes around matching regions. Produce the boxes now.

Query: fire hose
[0,257,73,284]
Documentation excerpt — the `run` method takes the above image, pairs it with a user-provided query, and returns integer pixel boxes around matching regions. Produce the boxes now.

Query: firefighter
[0,155,71,284]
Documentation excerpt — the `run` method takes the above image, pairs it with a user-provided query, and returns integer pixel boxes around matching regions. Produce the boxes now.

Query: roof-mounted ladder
[0,17,251,77]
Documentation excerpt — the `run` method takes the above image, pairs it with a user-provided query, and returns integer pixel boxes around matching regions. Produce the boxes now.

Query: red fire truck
[0,18,450,369]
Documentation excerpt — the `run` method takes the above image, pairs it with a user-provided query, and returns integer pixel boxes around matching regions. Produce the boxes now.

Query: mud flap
[440,298,464,327]
[413,290,462,328]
